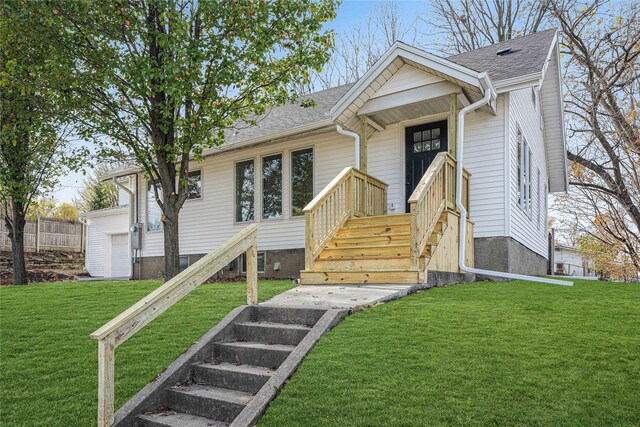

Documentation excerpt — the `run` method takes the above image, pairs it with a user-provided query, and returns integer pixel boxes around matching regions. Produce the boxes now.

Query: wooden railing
[408,152,470,269]
[90,224,259,427]
[303,167,387,270]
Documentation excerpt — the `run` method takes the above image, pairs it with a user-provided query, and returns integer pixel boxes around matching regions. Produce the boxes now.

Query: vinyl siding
[465,95,507,236]
[139,132,354,257]
[508,89,549,258]
[373,63,444,98]
[85,208,129,277]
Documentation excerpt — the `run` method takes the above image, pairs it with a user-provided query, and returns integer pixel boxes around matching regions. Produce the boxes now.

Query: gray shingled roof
[447,29,557,83]
[220,30,556,148]
[223,84,354,147]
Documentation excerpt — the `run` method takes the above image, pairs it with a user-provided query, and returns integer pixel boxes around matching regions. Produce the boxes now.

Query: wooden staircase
[300,153,470,286]
[300,213,448,285]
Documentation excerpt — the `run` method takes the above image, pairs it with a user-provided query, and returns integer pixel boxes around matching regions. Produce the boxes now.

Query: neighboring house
[85,29,568,282]
[554,244,597,277]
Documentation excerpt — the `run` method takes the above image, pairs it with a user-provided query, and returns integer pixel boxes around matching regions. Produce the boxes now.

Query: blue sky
[54,0,427,203]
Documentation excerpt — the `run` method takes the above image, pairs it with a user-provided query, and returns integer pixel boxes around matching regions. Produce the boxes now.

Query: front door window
[405,120,448,212]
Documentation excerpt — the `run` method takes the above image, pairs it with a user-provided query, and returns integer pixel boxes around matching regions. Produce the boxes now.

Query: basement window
[240,252,265,274]
[179,256,189,272]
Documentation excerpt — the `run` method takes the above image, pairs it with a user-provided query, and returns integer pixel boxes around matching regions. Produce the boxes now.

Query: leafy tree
[0,3,85,285]
[74,165,119,213]
[44,0,338,280]
[26,199,80,221]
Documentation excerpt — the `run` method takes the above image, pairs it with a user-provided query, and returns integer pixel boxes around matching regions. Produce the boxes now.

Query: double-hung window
[186,170,202,200]
[291,148,314,217]
[517,126,533,214]
[146,180,163,232]
[262,154,283,220]
[235,160,255,222]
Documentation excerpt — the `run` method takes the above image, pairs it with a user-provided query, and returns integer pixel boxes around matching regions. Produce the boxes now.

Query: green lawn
[0,279,294,427]
[1,279,638,426]
[260,279,640,427]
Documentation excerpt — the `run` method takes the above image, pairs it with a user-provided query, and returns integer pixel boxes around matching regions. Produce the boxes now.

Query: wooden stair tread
[331,232,411,239]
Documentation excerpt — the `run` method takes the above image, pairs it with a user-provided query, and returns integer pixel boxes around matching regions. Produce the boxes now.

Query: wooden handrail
[90,224,259,427]
[408,152,471,269]
[304,167,387,270]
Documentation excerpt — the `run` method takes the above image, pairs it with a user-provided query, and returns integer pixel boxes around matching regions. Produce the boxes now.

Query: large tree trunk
[162,197,181,281]
[6,200,28,285]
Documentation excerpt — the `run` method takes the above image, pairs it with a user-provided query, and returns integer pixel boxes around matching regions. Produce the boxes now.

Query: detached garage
[80,206,130,278]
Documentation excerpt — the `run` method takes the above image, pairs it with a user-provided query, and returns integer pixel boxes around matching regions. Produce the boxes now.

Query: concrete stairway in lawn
[114,305,345,427]
[300,213,448,285]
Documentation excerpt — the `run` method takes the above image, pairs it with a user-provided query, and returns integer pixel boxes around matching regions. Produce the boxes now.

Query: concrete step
[137,412,227,427]
[166,384,252,423]
[251,305,326,326]
[234,321,311,346]
[191,362,273,394]
[213,341,295,369]
[319,244,410,259]
[300,269,422,285]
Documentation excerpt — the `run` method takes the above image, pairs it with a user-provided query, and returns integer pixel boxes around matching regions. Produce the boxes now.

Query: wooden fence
[0,217,83,253]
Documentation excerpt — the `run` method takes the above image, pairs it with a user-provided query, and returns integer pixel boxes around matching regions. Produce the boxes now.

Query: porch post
[448,94,458,158]
[359,116,368,173]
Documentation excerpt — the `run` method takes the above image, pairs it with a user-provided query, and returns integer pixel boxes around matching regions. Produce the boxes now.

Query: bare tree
[551,0,640,271]
[314,0,418,90]
[426,0,551,54]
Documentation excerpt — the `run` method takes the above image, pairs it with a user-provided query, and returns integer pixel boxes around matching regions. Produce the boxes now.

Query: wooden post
[97,335,115,427]
[359,117,368,173]
[448,94,458,159]
[246,244,258,305]
[304,212,314,271]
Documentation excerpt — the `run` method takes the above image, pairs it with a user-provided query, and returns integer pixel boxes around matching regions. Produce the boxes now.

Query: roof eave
[330,42,490,121]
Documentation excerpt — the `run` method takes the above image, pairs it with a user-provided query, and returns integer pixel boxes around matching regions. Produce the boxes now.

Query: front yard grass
[260,279,640,427]
[0,279,294,426]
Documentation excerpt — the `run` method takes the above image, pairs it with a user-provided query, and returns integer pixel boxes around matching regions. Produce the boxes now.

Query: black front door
[405,120,448,211]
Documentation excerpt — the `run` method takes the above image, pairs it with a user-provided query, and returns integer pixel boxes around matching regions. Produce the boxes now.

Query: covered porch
[299,42,497,285]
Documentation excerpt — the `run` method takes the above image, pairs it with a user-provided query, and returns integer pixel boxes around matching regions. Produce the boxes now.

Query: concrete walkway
[262,283,428,310]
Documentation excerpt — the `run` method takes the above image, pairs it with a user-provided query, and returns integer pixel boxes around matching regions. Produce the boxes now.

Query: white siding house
[81,206,130,277]
[86,30,568,280]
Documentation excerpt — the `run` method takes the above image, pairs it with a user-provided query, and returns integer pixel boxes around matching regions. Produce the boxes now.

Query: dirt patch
[0,269,77,286]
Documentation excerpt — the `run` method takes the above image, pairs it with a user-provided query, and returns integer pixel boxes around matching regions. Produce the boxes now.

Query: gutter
[455,73,572,286]
[336,125,361,169]
[112,178,135,280]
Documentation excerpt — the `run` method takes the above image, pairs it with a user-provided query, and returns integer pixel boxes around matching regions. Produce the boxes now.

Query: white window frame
[234,158,256,224]
[261,152,284,221]
[184,169,203,201]
[290,147,315,219]
[146,179,163,233]
[517,125,533,217]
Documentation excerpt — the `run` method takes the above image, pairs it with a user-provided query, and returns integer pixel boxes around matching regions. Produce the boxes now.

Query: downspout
[336,125,360,169]
[455,74,572,286]
[113,177,135,280]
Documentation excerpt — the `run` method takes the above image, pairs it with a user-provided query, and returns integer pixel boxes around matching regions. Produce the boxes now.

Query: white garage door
[109,233,130,277]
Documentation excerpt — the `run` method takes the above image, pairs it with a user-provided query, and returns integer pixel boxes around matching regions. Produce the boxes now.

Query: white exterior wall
[508,88,549,257]
[84,207,129,277]
[464,95,507,237]
[139,132,355,257]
